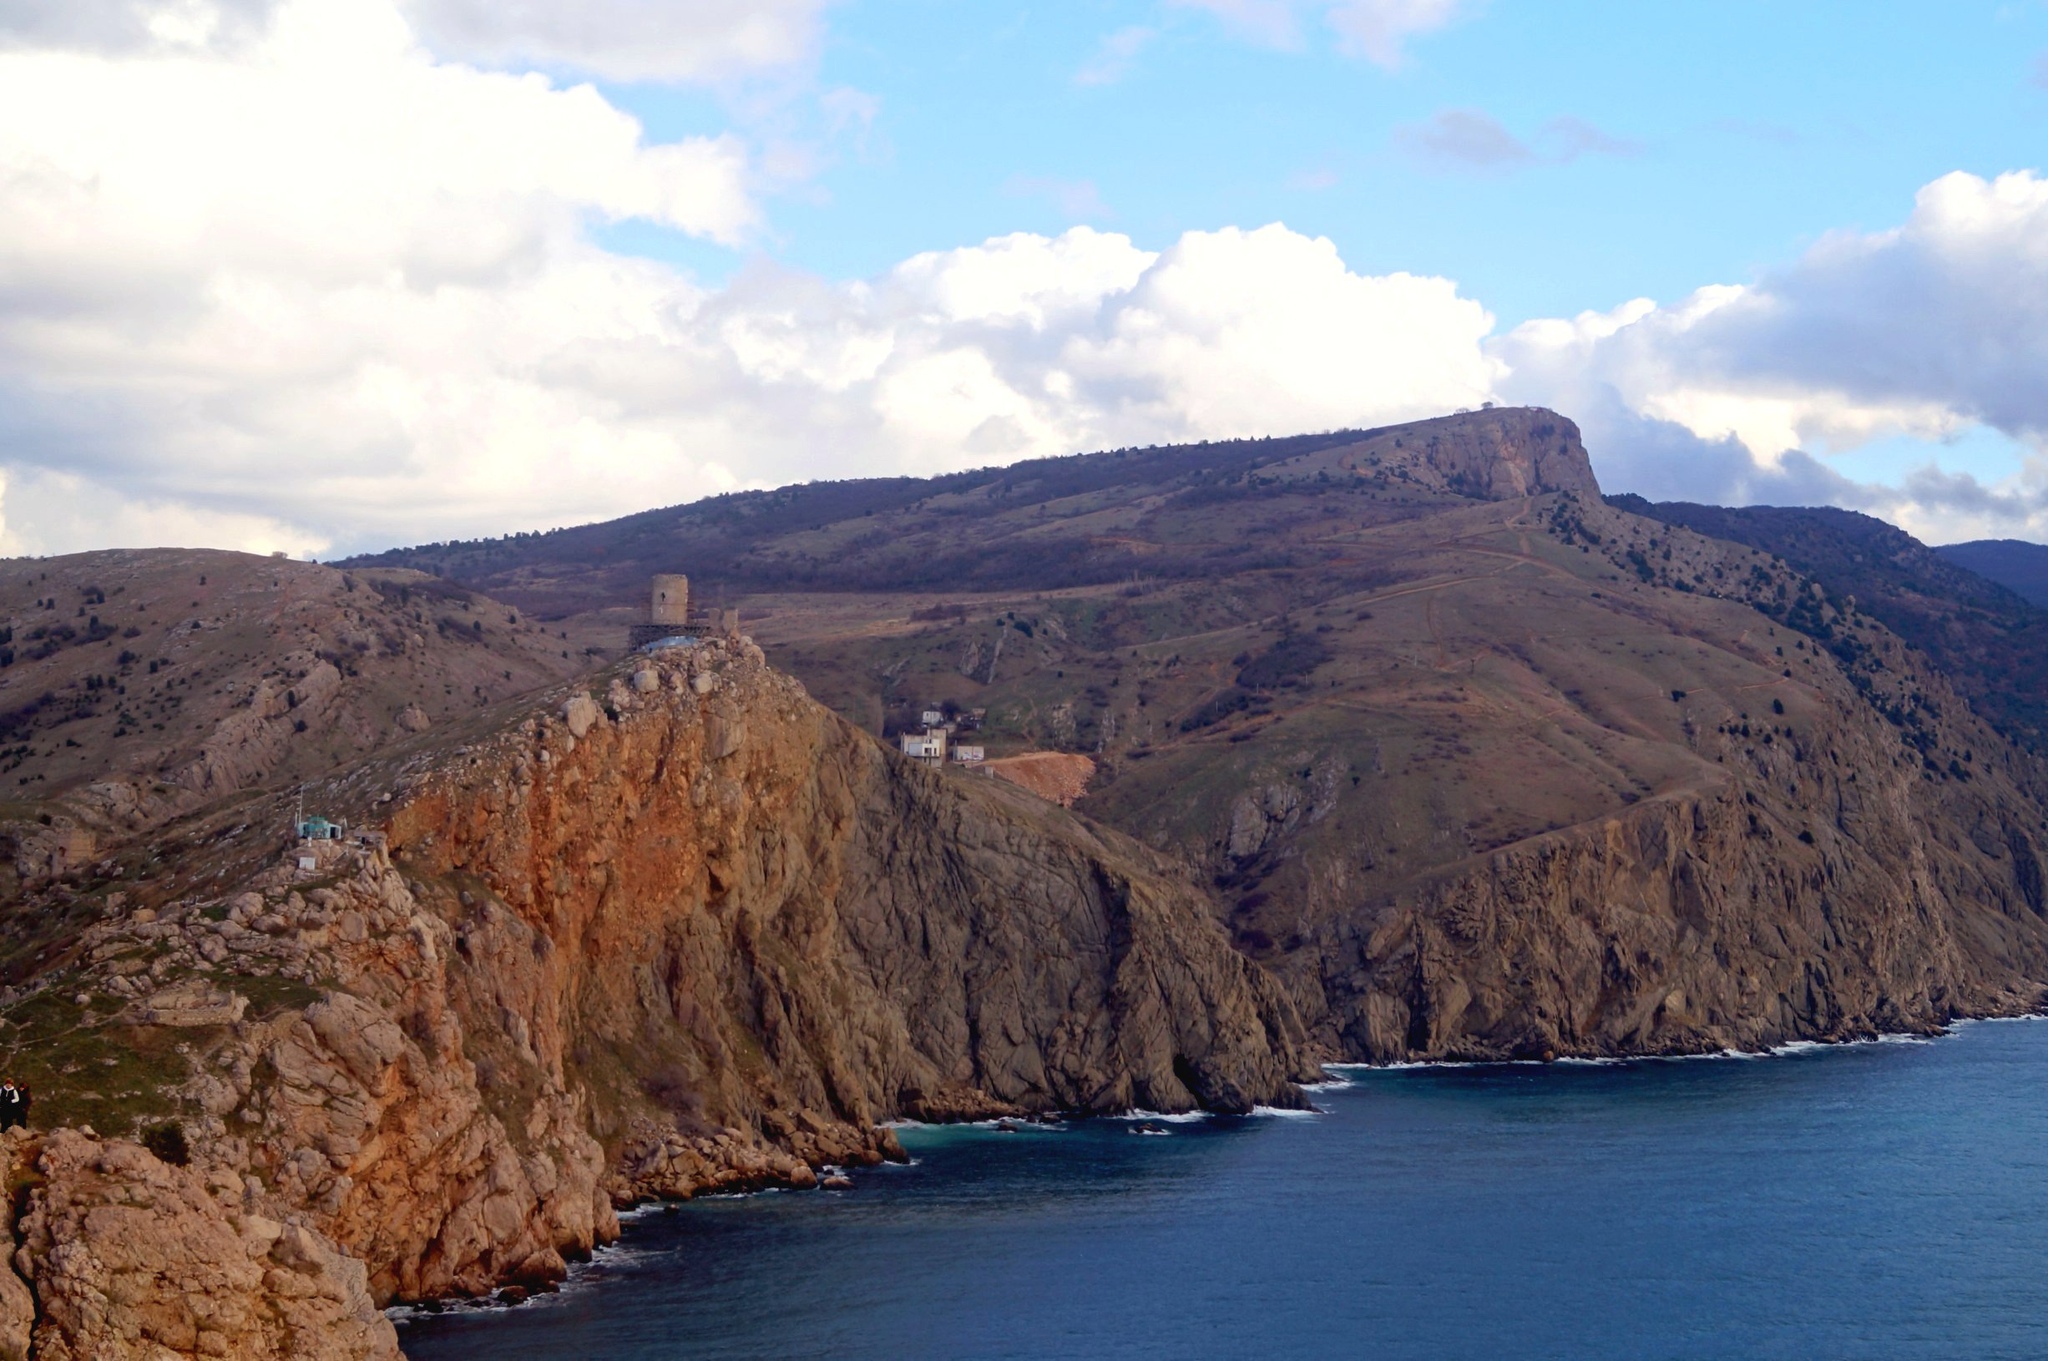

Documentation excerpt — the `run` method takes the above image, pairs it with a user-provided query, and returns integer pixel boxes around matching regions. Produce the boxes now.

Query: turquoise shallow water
[401,1020,2048,1360]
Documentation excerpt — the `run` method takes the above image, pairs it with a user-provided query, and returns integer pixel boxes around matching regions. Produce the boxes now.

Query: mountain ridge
[1936,538,2048,609]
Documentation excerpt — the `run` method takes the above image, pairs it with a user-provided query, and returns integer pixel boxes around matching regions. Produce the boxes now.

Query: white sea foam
[387,1237,651,1325]
[887,1116,1067,1133]
[1107,1109,1209,1123]
[1249,1104,1322,1119]
[1956,1013,2048,1026]
[1321,1028,1958,1075]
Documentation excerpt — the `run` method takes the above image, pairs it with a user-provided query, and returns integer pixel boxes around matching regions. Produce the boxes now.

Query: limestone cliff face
[386,638,1313,1134]
[1300,775,2048,1063]
[0,636,1310,1355]
[1274,513,2048,1061]
[1316,407,1601,500]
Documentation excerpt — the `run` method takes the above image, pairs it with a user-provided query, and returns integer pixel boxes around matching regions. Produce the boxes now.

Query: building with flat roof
[900,729,947,765]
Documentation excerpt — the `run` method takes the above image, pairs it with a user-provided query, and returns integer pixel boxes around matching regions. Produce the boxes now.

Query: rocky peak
[1317,406,1601,501]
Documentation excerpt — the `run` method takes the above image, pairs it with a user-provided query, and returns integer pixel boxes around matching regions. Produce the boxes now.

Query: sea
[399,1018,2048,1360]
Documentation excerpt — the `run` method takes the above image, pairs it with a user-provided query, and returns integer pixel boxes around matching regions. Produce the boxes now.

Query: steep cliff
[0,634,1310,1355]
[1091,490,2048,1060]
[1300,740,2048,1062]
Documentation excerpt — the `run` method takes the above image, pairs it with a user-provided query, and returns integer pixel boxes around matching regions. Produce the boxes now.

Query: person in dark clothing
[0,1081,19,1131]
[15,1082,28,1129]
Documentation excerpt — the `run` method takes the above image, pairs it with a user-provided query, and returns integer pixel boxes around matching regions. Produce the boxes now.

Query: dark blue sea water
[400,1020,2048,1360]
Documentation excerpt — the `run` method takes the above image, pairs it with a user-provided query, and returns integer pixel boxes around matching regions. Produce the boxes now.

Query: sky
[5,1,2048,559]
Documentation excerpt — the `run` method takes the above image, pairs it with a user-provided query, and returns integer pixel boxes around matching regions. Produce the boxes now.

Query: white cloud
[401,0,831,85]
[1499,170,2048,460]
[1,0,832,84]
[0,467,324,559]
[0,0,1507,560]
[1323,0,1461,67]
[0,0,283,56]
[1003,176,1113,221]
[1396,108,1641,172]
[1492,170,2048,541]
[0,0,771,555]
[1057,225,1498,441]
[644,222,1498,494]
[1171,0,1461,67]
[0,0,1507,559]
[1076,25,1156,86]
[17,2,2048,561]
[0,58,1502,562]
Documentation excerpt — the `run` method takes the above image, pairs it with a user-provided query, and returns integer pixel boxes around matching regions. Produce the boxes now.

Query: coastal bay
[404,1019,2048,1360]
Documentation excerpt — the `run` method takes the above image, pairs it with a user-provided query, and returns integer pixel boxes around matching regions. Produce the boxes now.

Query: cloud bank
[1396,109,1643,172]
[0,0,1500,557]
[1496,170,2048,542]
[3,2,2047,557]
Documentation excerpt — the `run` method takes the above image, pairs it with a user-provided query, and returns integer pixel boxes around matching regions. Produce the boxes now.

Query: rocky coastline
[7,412,2048,1356]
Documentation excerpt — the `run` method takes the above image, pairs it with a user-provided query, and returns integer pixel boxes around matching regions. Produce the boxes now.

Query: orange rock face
[983,751,1096,806]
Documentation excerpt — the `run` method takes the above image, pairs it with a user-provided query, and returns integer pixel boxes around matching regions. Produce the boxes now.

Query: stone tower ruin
[651,574,690,627]
[631,573,732,648]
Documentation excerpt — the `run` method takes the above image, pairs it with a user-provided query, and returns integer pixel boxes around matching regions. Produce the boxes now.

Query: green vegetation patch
[0,894,112,987]
[1180,688,1262,732]
[0,987,190,1133]
[1235,633,1332,690]
[217,971,323,1020]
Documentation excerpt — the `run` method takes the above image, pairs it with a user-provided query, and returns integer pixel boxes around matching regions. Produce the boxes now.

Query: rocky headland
[0,633,1309,1358]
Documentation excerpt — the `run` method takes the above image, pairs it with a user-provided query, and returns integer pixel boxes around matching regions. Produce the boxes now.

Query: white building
[950,745,984,764]
[921,709,946,727]
[900,729,948,765]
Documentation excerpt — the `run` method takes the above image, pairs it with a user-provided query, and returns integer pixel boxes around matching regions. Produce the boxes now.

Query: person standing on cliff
[0,1081,19,1130]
